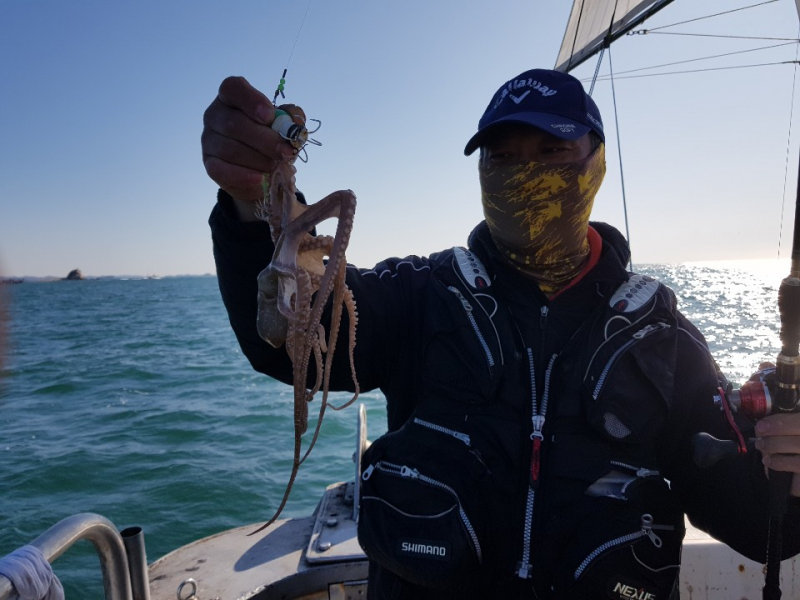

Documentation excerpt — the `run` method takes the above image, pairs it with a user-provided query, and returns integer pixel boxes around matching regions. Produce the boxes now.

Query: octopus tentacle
[299,259,351,465]
[330,284,359,411]
[251,157,359,535]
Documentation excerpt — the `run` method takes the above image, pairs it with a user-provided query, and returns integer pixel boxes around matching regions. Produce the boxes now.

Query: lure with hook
[272,108,322,162]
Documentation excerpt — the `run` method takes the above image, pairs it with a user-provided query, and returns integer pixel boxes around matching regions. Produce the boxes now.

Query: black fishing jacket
[210,191,800,599]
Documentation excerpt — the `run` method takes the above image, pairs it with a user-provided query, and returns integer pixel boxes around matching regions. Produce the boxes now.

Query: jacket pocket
[359,460,481,589]
[358,415,506,589]
[567,511,682,599]
[540,429,685,598]
[545,465,684,599]
[583,321,677,444]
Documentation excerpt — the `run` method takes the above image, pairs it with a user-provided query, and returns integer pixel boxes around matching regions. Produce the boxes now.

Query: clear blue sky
[2,0,800,277]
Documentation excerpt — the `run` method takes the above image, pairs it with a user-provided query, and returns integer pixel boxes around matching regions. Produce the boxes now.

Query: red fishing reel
[716,366,775,421]
[694,367,776,468]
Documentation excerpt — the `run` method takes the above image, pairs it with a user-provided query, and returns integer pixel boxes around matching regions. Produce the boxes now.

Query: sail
[555,0,675,73]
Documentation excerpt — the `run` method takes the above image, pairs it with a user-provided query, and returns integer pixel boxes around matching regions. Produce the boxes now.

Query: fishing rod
[761,149,800,600]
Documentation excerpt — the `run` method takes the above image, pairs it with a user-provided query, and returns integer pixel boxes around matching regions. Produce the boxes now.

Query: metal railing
[0,513,150,600]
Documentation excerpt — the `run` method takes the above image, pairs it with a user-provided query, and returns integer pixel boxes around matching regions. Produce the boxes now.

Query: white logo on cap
[551,123,576,133]
[510,90,531,104]
[492,78,557,110]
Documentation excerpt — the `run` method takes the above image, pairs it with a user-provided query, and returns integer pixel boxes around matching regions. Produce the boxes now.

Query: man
[203,68,800,599]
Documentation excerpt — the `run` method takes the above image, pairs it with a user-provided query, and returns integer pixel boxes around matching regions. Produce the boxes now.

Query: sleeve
[208,189,431,406]
[209,190,294,383]
[659,313,800,562]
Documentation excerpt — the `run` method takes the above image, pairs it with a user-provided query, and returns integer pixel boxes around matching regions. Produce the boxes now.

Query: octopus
[250,130,359,534]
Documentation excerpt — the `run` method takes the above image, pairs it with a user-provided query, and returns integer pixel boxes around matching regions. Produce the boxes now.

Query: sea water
[0,263,787,597]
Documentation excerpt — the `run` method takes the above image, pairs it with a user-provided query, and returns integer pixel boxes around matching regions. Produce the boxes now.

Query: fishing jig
[271,108,322,162]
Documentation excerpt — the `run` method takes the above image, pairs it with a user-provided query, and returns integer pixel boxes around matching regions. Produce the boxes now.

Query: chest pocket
[583,311,678,445]
[419,272,508,407]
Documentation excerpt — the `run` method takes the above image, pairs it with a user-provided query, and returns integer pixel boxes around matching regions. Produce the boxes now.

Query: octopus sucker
[250,154,359,535]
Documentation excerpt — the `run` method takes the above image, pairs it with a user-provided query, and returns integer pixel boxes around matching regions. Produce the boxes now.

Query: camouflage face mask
[479,144,606,293]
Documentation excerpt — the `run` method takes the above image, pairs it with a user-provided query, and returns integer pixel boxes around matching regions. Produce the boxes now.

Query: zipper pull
[448,286,473,313]
[400,466,420,479]
[633,322,667,339]
[530,415,545,488]
[641,514,663,548]
[636,467,659,478]
[516,561,532,579]
[362,464,374,480]
[539,306,549,330]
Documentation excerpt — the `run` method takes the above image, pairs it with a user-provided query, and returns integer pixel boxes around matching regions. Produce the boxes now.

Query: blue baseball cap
[464,68,604,156]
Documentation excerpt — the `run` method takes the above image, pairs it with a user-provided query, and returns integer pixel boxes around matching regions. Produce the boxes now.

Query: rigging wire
[606,43,633,271]
[588,42,797,80]
[598,0,796,262]
[778,24,800,259]
[585,2,636,269]
[588,46,605,96]
[641,0,779,32]
[639,31,798,41]
[589,60,799,81]
[599,2,798,83]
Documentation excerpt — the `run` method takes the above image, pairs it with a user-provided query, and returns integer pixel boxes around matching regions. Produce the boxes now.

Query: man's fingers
[763,452,800,474]
[757,435,800,456]
[218,76,274,125]
[756,412,800,437]
[202,129,280,174]
[755,413,800,497]
[203,155,265,202]
[201,76,305,202]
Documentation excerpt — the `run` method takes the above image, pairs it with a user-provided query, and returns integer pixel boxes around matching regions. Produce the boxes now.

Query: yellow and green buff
[479,145,606,294]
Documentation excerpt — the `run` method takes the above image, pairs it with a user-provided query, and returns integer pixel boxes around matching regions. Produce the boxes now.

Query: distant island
[65,269,85,281]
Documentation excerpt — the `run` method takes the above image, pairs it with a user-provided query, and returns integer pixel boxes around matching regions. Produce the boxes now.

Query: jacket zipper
[414,417,492,473]
[361,461,483,562]
[516,349,557,579]
[573,513,672,580]
[591,322,669,399]
[414,417,470,446]
[448,286,495,372]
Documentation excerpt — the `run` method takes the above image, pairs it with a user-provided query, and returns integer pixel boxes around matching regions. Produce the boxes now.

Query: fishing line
[777,22,800,259]
[272,0,314,104]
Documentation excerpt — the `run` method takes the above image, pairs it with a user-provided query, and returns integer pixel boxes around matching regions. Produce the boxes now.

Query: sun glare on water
[647,259,791,385]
